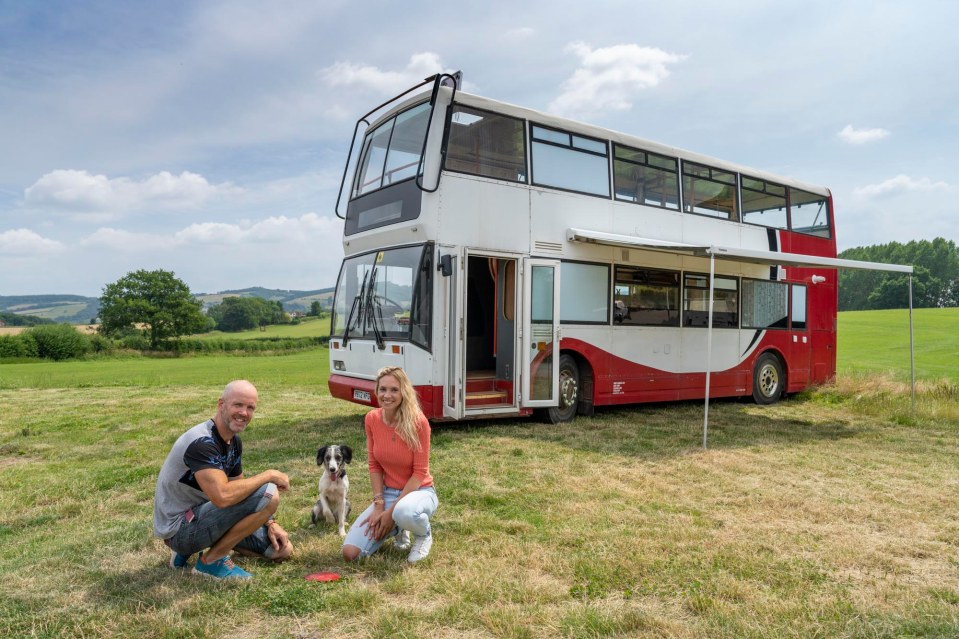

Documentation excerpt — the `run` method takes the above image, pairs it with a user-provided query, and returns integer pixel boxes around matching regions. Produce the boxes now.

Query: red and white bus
[327,73,895,422]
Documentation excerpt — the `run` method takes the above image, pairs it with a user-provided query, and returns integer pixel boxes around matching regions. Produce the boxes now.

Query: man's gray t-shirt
[153,419,243,539]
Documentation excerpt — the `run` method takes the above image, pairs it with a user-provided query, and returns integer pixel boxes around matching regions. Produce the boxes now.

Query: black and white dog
[310,444,353,537]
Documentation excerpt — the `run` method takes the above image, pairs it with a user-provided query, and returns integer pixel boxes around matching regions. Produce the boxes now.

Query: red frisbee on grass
[305,572,341,582]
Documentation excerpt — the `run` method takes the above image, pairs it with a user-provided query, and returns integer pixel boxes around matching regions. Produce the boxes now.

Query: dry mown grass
[1,376,958,638]
[0,324,99,337]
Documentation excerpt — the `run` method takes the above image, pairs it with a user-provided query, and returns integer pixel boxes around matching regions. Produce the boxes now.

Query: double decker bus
[327,73,897,422]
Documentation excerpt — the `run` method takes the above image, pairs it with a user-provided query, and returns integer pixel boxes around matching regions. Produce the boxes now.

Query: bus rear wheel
[542,354,580,424]
[752,352,784,405]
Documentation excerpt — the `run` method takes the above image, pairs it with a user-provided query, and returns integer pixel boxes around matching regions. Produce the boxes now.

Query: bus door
[788,283,810,388]
[521,258,560,408]
[443,249,464,419]
[462,252,521,415]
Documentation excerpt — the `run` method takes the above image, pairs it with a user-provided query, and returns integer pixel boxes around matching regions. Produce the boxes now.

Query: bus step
[465,390,509,407]
[465,371,497,393]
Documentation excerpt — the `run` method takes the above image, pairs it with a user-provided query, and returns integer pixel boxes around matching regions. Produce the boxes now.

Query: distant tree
[210,297,259,332]
[310,301,322,316]
[0,312,55,327]
[866,266,932,309]
[208,296,290,332]
[99,269,209,348]
[839,238,959,310]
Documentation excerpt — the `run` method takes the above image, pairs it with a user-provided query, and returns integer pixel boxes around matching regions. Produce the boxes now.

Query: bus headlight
[333,360,345,371]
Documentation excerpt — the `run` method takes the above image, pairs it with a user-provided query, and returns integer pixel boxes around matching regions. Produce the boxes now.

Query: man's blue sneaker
[170,551,192,569]
[192,554,252,580]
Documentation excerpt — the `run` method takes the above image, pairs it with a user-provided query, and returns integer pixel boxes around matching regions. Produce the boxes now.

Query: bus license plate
[353,389,371,402]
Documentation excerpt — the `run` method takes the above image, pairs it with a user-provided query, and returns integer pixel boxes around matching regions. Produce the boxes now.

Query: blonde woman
[342,366,438,563]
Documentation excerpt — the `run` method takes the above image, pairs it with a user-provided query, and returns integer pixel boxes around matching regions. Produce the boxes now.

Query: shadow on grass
[429,396,861,461]
[87,555,381,619]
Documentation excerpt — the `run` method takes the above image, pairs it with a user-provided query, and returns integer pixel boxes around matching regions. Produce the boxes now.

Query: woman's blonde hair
[375,366,423,451]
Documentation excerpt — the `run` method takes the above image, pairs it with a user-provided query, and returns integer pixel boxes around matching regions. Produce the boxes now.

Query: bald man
[153,380,293,579]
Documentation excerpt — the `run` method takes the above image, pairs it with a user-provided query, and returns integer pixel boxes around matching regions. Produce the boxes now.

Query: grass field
[838,307,959,381]
[194,316,331,341]
[1,311,958,638]
[0,349,330,390]
[0,317,329,339]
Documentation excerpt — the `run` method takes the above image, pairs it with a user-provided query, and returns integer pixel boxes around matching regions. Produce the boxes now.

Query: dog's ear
[341,445,353,464]
[316,446,328,466]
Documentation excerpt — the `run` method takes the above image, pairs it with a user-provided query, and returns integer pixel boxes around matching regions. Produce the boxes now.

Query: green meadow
[194,316,331,341]
[0,309,957,638]
[838,307,959,381]
[0,349,330,390]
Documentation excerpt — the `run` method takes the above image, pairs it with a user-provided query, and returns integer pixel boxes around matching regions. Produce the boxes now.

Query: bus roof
[454,90,831,198]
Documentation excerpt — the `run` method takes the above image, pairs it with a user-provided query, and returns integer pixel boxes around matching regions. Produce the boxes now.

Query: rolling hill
[1,287,335,324]
[194,287,335,313]
[0,295,100,325]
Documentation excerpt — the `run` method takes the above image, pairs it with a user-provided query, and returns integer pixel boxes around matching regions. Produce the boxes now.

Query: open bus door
[521,259,560,409]
[443,250,465,419]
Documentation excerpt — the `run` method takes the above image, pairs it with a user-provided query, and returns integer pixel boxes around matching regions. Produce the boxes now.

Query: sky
[2,0,957,297]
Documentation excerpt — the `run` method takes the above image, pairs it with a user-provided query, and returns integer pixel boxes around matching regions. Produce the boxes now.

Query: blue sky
[2,0,957,296]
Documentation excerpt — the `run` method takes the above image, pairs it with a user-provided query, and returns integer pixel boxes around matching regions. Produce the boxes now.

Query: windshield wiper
[341,270,369,347]
[363,265,386,350]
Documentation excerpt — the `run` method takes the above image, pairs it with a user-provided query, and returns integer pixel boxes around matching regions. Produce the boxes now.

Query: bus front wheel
[752,352,784,405]
[542,354,580,424]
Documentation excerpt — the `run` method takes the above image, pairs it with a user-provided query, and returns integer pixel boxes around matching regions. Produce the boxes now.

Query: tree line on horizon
[838,237,958,311]
[4,239,955,361]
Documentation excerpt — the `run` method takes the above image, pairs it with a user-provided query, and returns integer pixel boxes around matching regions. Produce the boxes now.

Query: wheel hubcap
[559,371,578,408]
[759,364,779,397]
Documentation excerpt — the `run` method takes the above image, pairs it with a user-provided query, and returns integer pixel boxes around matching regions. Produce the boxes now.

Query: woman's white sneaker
[407,532,432,563]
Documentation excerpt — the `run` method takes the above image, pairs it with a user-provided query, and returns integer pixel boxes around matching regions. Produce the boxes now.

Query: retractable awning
[566,227,916,448]
[567,228,913,273]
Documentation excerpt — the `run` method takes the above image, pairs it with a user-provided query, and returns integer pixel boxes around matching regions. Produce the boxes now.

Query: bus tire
[543,354,580,423]
[752,352,784,405]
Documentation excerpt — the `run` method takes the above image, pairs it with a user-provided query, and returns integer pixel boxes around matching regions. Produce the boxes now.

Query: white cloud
[838,124,890,144]
[0,228,64,255]
[80,228,168,252]
[853,174,949,199]
[78,213,341,252]
[174,212,340,245]
[320,53,446,95]
[24,170,242,214]
[549,42,686,117]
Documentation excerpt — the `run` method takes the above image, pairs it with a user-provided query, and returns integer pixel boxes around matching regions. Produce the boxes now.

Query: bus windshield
[331,243,432,348]
[353,101,431,198]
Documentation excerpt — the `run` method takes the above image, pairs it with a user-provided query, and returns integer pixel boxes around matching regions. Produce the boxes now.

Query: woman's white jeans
[342,486,438,558]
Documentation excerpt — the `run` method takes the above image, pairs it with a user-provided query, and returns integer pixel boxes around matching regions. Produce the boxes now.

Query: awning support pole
[703,253,715,449]
[909,275,915,412]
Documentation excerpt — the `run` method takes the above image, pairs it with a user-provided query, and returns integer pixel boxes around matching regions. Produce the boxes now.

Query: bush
[88,334,116,354]
[0,333,39,358]
[147,336,327,354]
[121,334,151,351]
[27,324,91,361]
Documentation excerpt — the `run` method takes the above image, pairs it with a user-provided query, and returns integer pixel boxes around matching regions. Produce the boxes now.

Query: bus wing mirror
[438,254,453,277]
